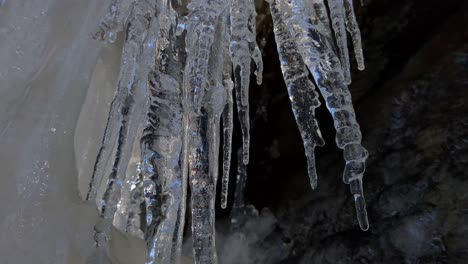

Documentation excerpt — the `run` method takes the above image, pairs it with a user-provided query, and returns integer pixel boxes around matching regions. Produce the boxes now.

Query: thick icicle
[144,70,185,264]
[344,0,365,70]
[188,42,227,261]
[86,0,138,202]
[230,0,263,165]
[112,2,162,239]
[327,0,351,84]
[184,4,228,264]
[143,4,188,263]
[182,0,227,115]
[230,0,263,106]
[91,1,159,245]
[269,0,325,190]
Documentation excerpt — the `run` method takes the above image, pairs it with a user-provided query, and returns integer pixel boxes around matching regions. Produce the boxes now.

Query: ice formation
[86,0,369,263]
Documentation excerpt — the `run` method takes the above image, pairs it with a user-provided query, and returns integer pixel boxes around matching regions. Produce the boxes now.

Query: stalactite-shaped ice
[144,72,185,264]
[230,0,263,165]
[85,0,370,262]
[112,2,162,239]
[221,40,235,210]
[143,10,187,263]
[90,0,160,245]
[178,2,229,263]
[270,0,325,190]
[86,0,137,202]
[189,11,229,264]
[270,0,369,231]
[182,0,227,115]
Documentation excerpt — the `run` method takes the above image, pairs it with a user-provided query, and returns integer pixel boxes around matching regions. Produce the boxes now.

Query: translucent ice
[0,0,370,263]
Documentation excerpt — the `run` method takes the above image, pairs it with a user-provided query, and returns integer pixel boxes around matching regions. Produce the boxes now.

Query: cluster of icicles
[86,0,369,263]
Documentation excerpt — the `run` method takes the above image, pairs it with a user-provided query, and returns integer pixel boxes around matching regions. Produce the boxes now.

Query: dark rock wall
[218,1,468,263]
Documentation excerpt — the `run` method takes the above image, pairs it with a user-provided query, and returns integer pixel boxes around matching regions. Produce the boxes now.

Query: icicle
[144,72,185,264]
[275,0,369,230]
[168,6,189,262]
[88,0,371,261]
[230,0,263,106]
[344,0,365,70]
[112,1,162,239]
[234,69,251,166]
[182,0,227,115]
[90,0,159,245]
[221,78,234,209]
[144,5,188,263]
[220,8,235,210]
[208,10,229,208]
[177,2,228,263]
[327,0,351,84]
[269,0,325,190]
[86,0,137,202]
[230,0,263,165]
[189,10,228,264]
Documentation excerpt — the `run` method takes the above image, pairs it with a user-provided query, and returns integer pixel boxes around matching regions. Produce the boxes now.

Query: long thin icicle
[270,0,325,190]
[230,0,263,165]
[221,15,235,210]
[207,10,229,216]
[221,87,234,209]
